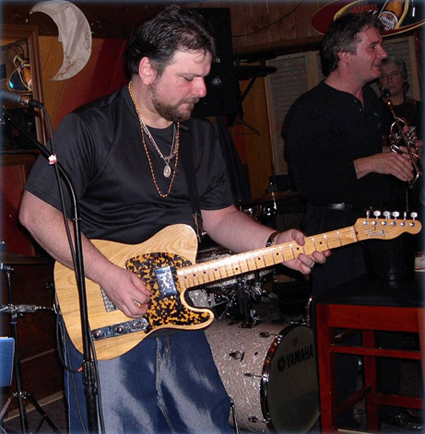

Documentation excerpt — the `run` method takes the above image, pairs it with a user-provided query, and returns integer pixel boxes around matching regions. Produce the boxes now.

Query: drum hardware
[0,304,54,314]
[229,397,240,434]
[304,296,313,327]
[259,330,280,338]
[239,205,258,220]
[0,263,59,434]
[235,279,260,328]
[229,351,245,361]
[194,245,276,325]
[247,415,268,425]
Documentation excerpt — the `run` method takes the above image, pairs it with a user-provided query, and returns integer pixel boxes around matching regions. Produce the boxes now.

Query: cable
[40,105,78,272]
[45,112,105,434]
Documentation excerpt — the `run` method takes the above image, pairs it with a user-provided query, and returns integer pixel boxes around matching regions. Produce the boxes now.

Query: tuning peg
[411,212,418,220]
[383,211,391,219]
[373,210,381,218]
[392,211,400,219]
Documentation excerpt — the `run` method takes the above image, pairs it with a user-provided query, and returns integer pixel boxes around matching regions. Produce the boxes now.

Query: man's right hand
[99,265,151,318]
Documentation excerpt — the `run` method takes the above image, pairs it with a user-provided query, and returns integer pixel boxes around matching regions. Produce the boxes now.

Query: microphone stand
[1,108,100,433]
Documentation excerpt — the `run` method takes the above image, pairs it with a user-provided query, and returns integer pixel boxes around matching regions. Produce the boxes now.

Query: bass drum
[205,321,319,433]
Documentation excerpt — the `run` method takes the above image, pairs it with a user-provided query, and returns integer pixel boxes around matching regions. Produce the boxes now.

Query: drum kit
[191,249,319,433]
[188,192,319,433]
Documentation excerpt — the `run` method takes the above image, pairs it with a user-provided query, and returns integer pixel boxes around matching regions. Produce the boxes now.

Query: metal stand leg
[0,265,59,433]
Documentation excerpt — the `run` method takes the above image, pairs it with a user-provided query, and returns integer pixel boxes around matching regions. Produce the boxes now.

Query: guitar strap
[179,123,205,242]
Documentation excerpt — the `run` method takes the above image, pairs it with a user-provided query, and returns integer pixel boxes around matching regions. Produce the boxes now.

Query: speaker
[192,8,241,118]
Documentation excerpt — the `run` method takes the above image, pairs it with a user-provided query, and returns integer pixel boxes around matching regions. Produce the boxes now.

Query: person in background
[19,5,328,434]
[379,55,423,248]
[283,11,422,430]
[379,55,423,139]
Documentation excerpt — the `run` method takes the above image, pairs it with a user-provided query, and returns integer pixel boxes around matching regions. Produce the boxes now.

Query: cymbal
[261,190,298,202]
[241,190,298,206]
[0,251,53,266]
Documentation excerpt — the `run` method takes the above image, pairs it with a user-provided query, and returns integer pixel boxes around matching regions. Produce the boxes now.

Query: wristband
[266,231,280,247]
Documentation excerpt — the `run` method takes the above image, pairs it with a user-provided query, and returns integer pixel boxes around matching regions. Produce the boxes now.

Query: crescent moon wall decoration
[30,1,92,81]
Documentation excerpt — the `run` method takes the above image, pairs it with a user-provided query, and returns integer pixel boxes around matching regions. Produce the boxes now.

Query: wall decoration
[30,1,92,81]
[311,0,424,36]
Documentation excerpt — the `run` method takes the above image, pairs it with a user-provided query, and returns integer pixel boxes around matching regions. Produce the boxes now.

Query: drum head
[261,324,319,432]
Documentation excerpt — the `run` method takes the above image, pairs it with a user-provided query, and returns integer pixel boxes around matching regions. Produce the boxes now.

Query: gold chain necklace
[128,81,180,198]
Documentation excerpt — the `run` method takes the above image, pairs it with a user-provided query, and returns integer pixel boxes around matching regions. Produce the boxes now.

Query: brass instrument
[381,86,421,188]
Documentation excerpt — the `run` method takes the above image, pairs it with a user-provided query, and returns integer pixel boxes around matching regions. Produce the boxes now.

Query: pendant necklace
[128,81,180,198]
[140,119,178,178]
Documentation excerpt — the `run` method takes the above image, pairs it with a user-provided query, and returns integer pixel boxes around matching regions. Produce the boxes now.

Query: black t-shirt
[24,86,234,244]
[283,81,403,208]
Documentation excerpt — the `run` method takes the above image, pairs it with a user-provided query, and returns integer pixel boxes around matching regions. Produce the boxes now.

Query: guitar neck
[178,225,359,289]
[177,214,421,289]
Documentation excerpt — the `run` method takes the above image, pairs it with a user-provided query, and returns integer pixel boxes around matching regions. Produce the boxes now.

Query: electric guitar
[54,215,421,360]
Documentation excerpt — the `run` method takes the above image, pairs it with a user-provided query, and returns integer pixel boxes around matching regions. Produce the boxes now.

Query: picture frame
[1,24,46,152]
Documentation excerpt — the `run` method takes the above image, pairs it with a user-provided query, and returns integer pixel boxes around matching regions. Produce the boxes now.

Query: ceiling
[1,1,195,39]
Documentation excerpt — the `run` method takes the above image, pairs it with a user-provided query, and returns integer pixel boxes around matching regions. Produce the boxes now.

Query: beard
[149,83,199,123]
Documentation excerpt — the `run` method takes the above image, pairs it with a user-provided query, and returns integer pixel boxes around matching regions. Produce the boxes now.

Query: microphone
[381,86,390,99]
[0,90,43,108]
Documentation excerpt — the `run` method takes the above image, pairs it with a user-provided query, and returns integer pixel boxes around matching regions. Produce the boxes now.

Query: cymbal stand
[236,279,259,328]
[0,265,59,433]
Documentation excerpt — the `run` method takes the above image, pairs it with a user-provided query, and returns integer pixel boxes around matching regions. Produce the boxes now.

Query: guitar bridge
[91,317,150,341]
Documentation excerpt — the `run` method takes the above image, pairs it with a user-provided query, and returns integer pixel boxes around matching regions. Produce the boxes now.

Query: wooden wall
[193,1,323,54]
[39,37,127,131]
[191,1,324,199]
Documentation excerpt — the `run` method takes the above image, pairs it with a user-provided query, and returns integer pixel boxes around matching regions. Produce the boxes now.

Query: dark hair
[125,5,217,79]
[320,12,384,76]
[381,55,409,94]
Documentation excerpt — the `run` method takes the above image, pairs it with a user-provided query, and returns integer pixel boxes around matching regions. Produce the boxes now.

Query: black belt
[310,201,365,211]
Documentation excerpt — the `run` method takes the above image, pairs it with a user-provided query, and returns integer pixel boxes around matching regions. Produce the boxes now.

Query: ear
[138,57,157,85]
[338,51,350,65]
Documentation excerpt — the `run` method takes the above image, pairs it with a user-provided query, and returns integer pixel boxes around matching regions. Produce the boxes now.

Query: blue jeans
[62,324,232,434]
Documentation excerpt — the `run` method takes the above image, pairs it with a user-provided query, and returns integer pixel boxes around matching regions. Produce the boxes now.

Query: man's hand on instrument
[100,266,151,318]
[355,152,413,182]
[275,229,330,275]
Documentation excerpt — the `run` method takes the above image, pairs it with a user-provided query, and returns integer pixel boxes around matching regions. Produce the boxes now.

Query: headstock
[354,211,421,241]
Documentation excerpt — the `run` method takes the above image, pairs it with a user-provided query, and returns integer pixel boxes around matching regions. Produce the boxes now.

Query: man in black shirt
[19,6,328,433]
[284,13,413,297]
[283,12,416,429]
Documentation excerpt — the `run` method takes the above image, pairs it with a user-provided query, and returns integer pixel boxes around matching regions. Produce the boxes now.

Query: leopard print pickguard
[125,252,211,330]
